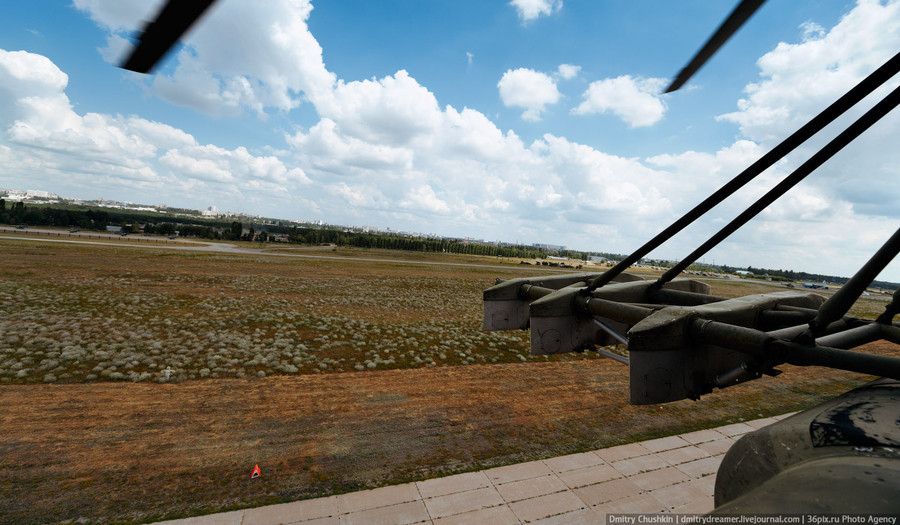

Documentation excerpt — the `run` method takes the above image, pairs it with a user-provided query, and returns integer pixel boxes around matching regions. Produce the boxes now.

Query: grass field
[0,239,612,385]
[0,237,895,523]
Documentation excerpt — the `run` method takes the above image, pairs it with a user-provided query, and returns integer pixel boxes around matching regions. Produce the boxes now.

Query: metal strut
[484,53,900,405]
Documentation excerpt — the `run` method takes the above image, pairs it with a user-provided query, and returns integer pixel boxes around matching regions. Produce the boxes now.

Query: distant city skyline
[1,1,899,281]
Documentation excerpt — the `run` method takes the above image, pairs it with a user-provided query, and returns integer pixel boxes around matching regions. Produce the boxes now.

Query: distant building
[26,189,56,199]
[533,243,566,251]
[4,190,25,201]
[201,205,219,217]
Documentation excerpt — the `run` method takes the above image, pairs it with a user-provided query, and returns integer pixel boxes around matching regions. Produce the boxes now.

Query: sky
[0,0,899,281]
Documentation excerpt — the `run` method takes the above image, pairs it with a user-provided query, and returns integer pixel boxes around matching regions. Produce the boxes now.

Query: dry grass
[0,240,604,385]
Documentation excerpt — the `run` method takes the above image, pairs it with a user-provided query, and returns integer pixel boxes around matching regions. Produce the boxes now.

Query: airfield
[1,230,895,523]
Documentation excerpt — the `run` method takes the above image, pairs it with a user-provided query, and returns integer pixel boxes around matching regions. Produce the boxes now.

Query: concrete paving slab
[293,517,339,525]
[629,466,690,491]
[715,422,756,437]
[679,428,727,445]
[640,435,690,453]
[673,496,716,514]
[495,474,568,503]
[338,500,430,525]
[610,453,670,476]
[557,463,621,489]
[656,445,711,465]
[773,412,797,420]
[591,503,619,522]
[337,483,420,514]
[508,490,586,523]
[607,492,667,514]
[572,477,643,507]
[648,479,712,510]
[416,471,490,499]
[746,417,780,429]
[596,442,651,463]
[543,452,605,474]
[431,504,520,525]
[691,474,717,494]
[423,485,504,520]
[485,461,554,485]
[696,437,736,456]
[675,456,723,478]
[243,497,338,525]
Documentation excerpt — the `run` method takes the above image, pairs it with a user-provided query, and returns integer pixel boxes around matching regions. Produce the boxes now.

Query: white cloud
[317,71,442,146]
[401,186,451,214]
[800,21,826,41]
[557,64,581,80]
[161,145,310,185]
[71,0,167,31]
[0,48,310,210]
[287,118,414,173]
[572,75,667,127]
[509,0,562,22]
[497,68,561,121]
[0,49,68,94]
[539,134,674,219]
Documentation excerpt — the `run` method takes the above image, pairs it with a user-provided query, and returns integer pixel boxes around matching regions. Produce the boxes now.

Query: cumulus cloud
[317,71,442,146]
[509,0,562,22]
[497,68,561,121]
[401,186,451,214]
[572,75,667,127]
[287,118,414,173]
[0,48,309,209]
[161,145,310,185]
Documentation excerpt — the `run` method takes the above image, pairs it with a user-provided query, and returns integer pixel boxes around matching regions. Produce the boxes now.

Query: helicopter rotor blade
[120,0,218,74]
[665,0,765,93]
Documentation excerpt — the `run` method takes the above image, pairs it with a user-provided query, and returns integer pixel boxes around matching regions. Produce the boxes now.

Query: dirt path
[0,357,879,524]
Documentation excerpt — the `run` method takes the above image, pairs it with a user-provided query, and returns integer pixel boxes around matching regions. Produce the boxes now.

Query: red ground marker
[250,464,261,479]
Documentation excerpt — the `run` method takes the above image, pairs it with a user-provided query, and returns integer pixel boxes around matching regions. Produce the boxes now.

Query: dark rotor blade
[665,0,765,93]
[120,0,218,74]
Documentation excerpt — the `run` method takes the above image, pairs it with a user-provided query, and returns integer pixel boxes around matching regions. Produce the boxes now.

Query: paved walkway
[158,414,793,525]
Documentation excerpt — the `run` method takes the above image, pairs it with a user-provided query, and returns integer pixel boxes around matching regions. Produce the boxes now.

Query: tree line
[0,202,588,260]
[9,201,893,288]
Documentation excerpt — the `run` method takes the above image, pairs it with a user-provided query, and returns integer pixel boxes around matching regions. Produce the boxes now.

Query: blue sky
[1,0,899,281]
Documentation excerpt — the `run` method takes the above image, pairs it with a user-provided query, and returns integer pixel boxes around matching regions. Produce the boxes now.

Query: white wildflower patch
[0,251,605,384]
